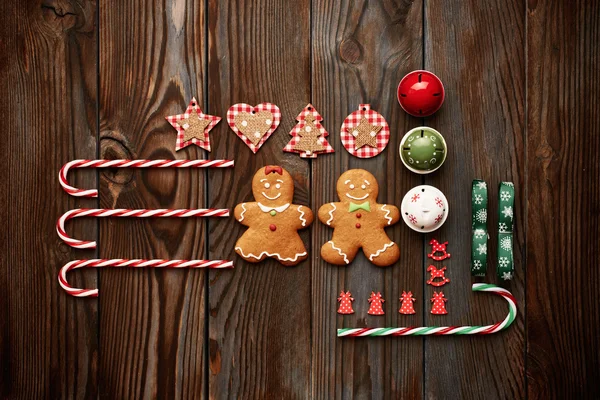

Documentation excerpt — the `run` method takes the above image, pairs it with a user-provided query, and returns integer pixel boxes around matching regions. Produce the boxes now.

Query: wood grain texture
[527,0,600,398]
[424,0,526,398]
[3,0,600,397]
[0,0,98,398]
[311,1,424,398]
[98,0,208,398]
[206,0,312,397]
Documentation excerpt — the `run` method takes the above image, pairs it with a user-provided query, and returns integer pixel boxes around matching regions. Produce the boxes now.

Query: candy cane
[57,208,230,249]
[60,159,235,198]
[337,284,516,337]
[59,258,234,297]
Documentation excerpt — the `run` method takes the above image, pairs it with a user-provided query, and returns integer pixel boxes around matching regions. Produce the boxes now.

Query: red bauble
[397,70,445,117]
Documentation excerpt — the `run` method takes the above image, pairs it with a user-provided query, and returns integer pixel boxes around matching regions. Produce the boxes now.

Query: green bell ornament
[399,127,447,174]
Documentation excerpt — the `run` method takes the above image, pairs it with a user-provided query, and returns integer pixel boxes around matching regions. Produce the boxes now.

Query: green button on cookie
[270,210,277,216]
[399,126,447,174]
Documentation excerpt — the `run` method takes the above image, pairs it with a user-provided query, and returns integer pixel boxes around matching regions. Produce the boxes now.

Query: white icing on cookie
[298,206,307,227]
[257,203,290,213]
[345,193,369,200]
[369,242,394,261]
[262,191,281,200]
[326,203,336,225]
[381,204,392,225]
[328,241,349,264]
[239,203,247,221]
[235,247,307,262]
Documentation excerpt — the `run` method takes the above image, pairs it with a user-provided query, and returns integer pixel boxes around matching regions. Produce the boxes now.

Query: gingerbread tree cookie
[234,166,314,266]
[318,169,400,267]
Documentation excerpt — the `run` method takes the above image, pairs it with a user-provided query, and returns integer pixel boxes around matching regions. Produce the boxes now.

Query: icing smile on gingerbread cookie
[318,169,400,267]
[260,178,283,200]
[344,179,371,200]
[234,165,314,266]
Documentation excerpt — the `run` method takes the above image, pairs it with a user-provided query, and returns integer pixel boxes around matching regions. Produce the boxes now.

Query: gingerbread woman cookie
[234,166,314,266]
[318,169,400,267]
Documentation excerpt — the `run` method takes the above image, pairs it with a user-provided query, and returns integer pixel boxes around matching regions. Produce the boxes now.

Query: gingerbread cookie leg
[321,240,360,266]
[363,237,400,267]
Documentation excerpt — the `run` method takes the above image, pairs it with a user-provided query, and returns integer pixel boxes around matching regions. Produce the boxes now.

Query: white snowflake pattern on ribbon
[499,222,511,233]
[474,228,486,239]
[477,181,487,190]
[473,259,482,270]
[477,243,487,255]
[504,182,514,187]
[502,206,513,220]
[502,271,513,280]
[476,209,487,223]
[500,236,512,251]
[500,191,512,202]
[474,194,483,205]
[498,256,510,267]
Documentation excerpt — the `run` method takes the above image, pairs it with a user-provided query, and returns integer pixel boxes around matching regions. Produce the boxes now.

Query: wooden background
[1,0,598,398]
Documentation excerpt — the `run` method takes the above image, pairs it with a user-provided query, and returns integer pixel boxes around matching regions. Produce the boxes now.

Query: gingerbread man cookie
[234,166,314,266]
[318,169,400,266]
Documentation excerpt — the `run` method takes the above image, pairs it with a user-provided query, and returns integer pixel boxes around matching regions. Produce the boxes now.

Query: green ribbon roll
[497,182,515,280]
[471,180,488,276]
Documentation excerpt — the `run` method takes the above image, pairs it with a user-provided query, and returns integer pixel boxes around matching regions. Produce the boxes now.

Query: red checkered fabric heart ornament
[340,104,390,158]
[227,103,281,153]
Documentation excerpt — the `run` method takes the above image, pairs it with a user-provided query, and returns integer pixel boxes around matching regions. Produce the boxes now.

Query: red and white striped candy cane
[59,258,234,297]
[59,159,235,198]
[57,208,230,249]
[337,284,517,337]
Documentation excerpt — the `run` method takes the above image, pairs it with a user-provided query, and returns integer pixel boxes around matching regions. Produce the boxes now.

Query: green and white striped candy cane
[472,179,488,276]
[337,284,517,337]
[497,182,515,280]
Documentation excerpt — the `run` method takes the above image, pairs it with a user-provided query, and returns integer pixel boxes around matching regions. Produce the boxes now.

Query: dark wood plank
[98,1,208,398]
[424,0,525,398]
[206,0,312,397]
[527,1,600,398]
[0,0,98,398]
[311,1,424,398]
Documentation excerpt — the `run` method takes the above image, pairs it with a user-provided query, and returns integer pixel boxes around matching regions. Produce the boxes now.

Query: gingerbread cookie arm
[294,205,314,229]
[234,202,260,226]
[318,202,340,228]
[375,204,400,226]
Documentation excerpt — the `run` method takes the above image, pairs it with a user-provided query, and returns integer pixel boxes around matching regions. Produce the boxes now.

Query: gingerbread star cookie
[234,165,314,266]
[165,97,221,152]
[318,169,400,267]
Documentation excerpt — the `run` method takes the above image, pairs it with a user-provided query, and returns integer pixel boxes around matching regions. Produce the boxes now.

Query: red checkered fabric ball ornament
[340,104,390,158]
[397,70,445,117]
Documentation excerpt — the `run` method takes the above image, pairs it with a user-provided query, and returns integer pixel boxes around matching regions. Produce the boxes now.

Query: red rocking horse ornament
[428,239,451,261]
[426,265,450,287]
